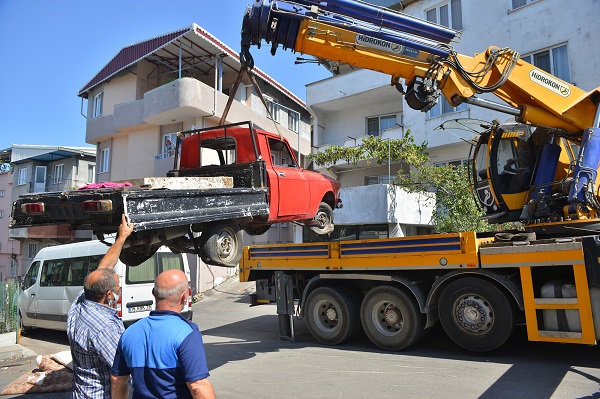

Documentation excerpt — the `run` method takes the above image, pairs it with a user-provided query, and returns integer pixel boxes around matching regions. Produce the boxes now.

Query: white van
[19,240,192,331]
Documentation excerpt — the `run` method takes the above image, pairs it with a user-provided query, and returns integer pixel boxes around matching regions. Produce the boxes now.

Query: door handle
[278,172,286,177]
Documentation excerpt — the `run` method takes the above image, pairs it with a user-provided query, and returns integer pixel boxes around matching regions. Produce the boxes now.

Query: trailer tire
[360,285,425,351]
[438,277,515,352]
[119,244,160,266]
[305,286,359,345]
[200,220,243,267]
[310,202,334,235]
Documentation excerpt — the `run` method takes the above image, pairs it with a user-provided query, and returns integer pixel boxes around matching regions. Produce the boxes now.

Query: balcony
[334,184,434,226]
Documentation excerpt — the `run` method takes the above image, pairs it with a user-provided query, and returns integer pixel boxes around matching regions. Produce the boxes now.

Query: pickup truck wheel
[360,285,425,351]
[310,202,334,235]
[438,277,515,352]
[119,245,160,266]
[200,221,243,267]
[305,286,359,345]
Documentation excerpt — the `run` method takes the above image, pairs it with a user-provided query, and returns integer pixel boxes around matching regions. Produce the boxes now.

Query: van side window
[40,260,71,287]
[23,261,40,290]
[126,253,184,284]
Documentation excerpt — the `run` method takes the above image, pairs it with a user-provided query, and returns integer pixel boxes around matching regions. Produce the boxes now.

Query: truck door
[269,138,310,217]
[19,261,41,328]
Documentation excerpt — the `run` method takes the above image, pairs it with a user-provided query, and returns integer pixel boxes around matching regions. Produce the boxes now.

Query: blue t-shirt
[112,310,210,399]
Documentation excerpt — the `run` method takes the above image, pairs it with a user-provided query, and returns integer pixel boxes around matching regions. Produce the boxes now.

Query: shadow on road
[202,312,600,399]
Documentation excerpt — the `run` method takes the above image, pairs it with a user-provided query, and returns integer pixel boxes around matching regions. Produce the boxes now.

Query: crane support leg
[568,127,600,213]
[276,271,295,342]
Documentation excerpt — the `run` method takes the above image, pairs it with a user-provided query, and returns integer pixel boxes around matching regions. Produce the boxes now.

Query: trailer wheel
[438,277,515,352]
[360,285,425,351]
[305,286,359,345]
[200,220,243,267]
[119,244,160,266]
[310,202,334,235]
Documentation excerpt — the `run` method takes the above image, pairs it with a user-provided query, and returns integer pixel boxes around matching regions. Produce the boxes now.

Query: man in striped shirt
[67,215,134,399]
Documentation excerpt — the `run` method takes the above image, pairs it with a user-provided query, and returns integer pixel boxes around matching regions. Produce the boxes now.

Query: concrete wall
[334,184,434,226]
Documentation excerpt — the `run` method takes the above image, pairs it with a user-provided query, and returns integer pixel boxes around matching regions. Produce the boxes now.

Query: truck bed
[10,177,270,233]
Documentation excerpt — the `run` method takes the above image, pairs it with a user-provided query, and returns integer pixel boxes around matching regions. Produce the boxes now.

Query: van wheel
[310,202,334,235]
[119,245,160,266]
[200,220,243,267]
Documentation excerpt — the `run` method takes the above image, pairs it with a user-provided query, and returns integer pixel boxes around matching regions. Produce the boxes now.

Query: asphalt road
[2,277,600,399]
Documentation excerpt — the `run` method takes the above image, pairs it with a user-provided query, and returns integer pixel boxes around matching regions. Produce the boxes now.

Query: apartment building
[3,145,96,278]
[306,0,600,238]
[78,23,312,293]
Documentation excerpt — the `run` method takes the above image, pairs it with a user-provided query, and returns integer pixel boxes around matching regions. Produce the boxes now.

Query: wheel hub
[217,232,233,257]
[326,307,338,321]
[454,295,493,334]
[384,306,400,325]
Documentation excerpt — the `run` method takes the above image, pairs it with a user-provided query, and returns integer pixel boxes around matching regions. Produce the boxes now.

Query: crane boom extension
[241,0,600,232]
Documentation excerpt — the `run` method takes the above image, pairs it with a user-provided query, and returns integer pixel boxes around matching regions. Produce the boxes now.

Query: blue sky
[0,0,331,150]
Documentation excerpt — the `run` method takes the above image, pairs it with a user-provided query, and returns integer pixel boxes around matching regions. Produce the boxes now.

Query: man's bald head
[153,269,189,310]
[84,269,118,302]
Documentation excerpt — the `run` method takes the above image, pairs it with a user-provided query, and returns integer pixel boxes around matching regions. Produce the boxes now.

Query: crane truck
[237,0,600,352]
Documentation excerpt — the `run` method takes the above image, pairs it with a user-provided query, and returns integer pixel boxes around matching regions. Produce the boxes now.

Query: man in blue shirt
[67,215,134,399]
[111,269,215,399]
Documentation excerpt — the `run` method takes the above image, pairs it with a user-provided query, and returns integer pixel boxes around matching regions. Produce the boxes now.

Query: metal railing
[0,280,19,334]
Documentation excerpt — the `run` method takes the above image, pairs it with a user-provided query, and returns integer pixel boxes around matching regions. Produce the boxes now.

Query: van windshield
[126,253,185,284]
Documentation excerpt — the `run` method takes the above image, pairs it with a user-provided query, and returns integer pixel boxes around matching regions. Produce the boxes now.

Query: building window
[434,159,469,168]
[53,164,64,184]
[288,110,300,133]
[428,97,468,118]
[28,243,38,259]
[99,148,110,173]
[367,114,397,136]
[521,44,571,83]
[92,91,104,118]
[0,210,3,217]
[18,168,28,185]
[87,165,95,183]
[0,189,4,197]
[365,175,391,185]
[511,0,538,10]
[426,0,462,30]
[266,99,281,123]
[162,133,178,157]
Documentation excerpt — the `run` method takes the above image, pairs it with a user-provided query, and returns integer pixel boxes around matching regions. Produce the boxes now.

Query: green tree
[399,164,491,233]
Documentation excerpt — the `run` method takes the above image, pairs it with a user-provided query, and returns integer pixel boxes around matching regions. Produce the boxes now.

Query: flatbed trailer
[239,232,600,352]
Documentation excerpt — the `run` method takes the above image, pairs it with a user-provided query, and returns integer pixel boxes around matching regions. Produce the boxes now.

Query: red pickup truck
[11,122,342,267]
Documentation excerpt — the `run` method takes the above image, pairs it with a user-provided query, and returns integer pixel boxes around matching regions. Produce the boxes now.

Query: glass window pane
[367,117,379,136]
[160,253,184,272]
[512,0,527,8]
[426,9,436,23]
[451,0,462,30]
[441,97,454,114]
[380,115,396,132]
[521,55,532,64]
[533,50,551,73]
[552,45,570,82]
[428,101,441,117]
[127,255,157,283]
[439,4,449,28]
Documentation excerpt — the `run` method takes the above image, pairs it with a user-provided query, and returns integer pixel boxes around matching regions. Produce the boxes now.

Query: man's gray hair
[152,278,188,304]
[84,269,118,301]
